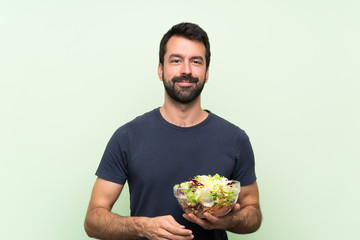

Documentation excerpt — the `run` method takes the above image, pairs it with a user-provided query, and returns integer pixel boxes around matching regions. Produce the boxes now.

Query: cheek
[163,69,178,80]
[194,69,207,80]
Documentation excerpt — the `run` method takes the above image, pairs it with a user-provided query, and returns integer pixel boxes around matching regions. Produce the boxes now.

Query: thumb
[230,203,241,213]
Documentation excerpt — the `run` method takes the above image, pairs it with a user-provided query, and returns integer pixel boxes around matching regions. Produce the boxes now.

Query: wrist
[226,205,262,234]
[129,216,150,239]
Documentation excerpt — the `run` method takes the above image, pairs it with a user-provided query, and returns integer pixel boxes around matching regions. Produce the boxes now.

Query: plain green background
[1,0,359,239]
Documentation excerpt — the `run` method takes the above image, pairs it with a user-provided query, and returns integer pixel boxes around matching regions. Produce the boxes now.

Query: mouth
[172,75,199,87]
[176,80,196,87]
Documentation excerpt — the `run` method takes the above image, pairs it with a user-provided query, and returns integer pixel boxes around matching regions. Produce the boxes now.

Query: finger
[157,228,193,240]
[166,225,193,237]
[230,203,241,213]
[183,213,212,230]
[163,216,193,237]
[203,212,219,223]
[182,213,192,222]
[166,215,186,229]
[182,213,200,223]
[163,230,194,240]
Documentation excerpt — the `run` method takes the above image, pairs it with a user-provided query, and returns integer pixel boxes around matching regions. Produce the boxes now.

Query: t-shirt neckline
[154,107,212,131]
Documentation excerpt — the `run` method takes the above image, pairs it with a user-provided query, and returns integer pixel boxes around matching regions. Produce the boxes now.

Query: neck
[160,95,208,127]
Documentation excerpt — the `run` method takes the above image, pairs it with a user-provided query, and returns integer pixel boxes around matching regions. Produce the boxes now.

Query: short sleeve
[232,128,257,186]
[95,126,130,184]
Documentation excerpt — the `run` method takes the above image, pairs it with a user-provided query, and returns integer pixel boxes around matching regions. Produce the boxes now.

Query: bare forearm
[84,207,145,240]
[227,204,262,234]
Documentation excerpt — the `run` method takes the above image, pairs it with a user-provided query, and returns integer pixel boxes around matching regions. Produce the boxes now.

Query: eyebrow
[168,54,204,62]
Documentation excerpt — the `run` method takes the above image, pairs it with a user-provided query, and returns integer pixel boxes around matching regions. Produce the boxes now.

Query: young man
[84,22,262,240]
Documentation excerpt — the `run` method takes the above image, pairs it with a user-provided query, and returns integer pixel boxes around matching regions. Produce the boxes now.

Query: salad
[174,174,240,217]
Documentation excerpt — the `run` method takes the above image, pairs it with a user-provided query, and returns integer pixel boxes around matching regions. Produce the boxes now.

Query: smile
[176,81,195,87]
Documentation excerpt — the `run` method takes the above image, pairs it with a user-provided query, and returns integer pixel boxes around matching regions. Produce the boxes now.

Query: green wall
[1,0,359,239]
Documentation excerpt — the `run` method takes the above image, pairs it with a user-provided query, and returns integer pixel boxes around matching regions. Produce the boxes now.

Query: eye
[192,59,203,65]
[170,59,181,63]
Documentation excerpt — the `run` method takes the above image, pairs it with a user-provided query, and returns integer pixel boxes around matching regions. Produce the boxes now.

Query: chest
[127,131,238,190]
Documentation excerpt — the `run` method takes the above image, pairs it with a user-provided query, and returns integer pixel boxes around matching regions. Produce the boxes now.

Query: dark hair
[159,22,211,69]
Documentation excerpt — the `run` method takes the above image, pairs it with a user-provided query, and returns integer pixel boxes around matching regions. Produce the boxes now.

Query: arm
[182,181,262,234]
[227,181,262,233]
[84,177,194,240]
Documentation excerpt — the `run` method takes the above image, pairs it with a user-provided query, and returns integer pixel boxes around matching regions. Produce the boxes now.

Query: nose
[180,60,191,75]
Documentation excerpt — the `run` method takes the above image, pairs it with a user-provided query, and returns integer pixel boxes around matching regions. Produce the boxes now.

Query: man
[84,22,262,240]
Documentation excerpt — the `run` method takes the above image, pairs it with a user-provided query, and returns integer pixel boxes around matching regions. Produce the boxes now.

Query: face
[159,36,209,104]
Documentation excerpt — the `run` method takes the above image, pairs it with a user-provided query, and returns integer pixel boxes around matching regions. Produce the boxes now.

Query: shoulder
[210,113,237,128]
[209,112,246,133]
[208,112,251,143]
[111,108,159,140]
[120,108,158,128]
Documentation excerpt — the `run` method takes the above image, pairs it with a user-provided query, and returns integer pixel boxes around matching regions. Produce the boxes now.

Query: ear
[158,62,163,81]
[205,67,209,83]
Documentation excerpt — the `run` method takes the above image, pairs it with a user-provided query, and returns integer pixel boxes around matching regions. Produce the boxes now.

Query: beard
[162,72,206,104]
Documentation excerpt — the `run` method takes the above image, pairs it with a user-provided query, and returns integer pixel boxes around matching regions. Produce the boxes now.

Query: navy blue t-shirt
[96,108,256,240]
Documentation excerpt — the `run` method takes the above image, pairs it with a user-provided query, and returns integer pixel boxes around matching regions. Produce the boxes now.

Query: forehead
[165,36,206,58]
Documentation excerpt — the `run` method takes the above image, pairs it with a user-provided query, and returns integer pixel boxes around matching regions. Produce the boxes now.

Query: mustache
[172,75,199,83]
